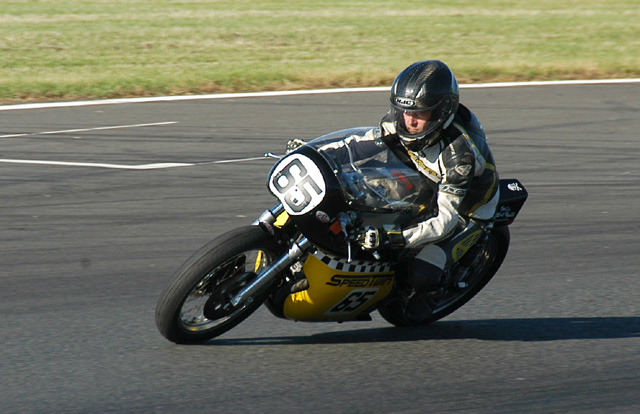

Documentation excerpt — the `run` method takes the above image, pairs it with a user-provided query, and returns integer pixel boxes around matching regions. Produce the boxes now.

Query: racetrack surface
[1,84,638,413]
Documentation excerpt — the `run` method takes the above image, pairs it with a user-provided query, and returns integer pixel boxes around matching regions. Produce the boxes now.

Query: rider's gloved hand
[360,226,405,250]
[286,138,306,153]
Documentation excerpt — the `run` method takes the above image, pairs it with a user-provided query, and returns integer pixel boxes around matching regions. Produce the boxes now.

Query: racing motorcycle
[155,127,527,343]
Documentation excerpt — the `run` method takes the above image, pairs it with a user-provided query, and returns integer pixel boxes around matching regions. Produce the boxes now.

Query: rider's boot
[408,259,444,292]
[403,259,444,322]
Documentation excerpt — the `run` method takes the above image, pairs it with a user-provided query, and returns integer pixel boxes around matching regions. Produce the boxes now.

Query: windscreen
[305,127,428,212]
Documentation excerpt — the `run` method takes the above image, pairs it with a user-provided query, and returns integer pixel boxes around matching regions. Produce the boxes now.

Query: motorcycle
[155,127,527,343]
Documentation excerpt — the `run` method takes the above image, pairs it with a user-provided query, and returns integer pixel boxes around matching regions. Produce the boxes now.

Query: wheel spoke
[178,249,272,332]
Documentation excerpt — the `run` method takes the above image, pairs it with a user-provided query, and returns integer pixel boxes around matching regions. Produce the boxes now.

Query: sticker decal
[394,97,416,107]
[269,154,326,215]
[507,182,523,192]
[494,205,516,221]
[325,288,379,316]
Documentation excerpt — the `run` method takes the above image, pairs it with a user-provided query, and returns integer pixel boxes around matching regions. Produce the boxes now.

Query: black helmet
[390,60,459,151]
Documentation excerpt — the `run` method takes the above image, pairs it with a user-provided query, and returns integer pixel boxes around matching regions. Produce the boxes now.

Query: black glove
[360,226,405,250]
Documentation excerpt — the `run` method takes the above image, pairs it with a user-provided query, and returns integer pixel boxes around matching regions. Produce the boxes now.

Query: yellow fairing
[283,252,395,322]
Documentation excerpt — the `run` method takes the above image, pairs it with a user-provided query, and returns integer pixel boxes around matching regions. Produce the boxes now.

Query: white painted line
[0,133,28,138]
[0,121,177,138]
[1,79,639,111]
[0,155,273,170]
[207,156,274,164]
[0,159,194,170]
[458,79,640,88]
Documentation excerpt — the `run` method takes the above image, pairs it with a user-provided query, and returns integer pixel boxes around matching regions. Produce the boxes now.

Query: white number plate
[269,154,326,215]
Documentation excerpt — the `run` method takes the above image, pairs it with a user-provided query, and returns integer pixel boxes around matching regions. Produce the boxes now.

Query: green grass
[1,0,638,102]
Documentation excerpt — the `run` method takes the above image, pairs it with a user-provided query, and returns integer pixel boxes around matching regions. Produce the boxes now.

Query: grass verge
[1,0,638,103]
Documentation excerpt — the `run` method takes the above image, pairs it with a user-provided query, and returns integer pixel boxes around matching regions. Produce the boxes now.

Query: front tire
[379,226,510,327]
[155,226,282,343]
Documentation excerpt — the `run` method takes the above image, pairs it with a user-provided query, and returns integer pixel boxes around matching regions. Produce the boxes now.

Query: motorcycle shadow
[208,316,640,345]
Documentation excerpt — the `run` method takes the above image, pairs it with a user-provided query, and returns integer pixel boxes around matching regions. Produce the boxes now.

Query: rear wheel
[155,226,282,343]
[379,226,510,327]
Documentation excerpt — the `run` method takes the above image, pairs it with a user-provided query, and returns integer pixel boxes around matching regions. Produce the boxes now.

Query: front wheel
[155,226,282,343]
[379,226,510,327]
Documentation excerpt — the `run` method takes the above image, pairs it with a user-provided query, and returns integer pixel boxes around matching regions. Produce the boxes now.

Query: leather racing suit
[379,103,500,271]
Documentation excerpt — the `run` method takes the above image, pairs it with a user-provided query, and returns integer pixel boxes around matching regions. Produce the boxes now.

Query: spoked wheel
[155,226,282,343]
[379,226,510,327]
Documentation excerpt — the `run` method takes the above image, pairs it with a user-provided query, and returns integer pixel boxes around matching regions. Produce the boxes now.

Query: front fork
[231,205,311,308]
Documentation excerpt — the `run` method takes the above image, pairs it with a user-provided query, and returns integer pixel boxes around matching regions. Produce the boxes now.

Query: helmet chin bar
[400,130,441,151]
[442,113,455,129]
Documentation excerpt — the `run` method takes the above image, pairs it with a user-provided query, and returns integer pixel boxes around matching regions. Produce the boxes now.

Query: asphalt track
[1,83,638,413]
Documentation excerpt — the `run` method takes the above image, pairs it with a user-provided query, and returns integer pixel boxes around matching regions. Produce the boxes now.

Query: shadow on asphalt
[204,317,640,345]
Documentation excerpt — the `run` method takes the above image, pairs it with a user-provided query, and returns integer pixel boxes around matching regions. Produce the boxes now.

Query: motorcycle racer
[363,60,500,319]
[287,60,500,321]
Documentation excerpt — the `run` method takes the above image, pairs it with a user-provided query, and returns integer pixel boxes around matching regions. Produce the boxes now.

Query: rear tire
[379,226,510,327]
[155,226,282,343]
